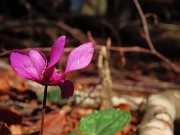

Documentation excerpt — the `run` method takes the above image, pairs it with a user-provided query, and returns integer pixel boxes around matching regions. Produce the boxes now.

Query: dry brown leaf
[114,131,122,135]
[0,78,9,94]
[116,103,131,111]
[122,123,132,135]
[9,124,22,134]
[0,70,28,94]
[35,110,78,134]
[75,108,94,117]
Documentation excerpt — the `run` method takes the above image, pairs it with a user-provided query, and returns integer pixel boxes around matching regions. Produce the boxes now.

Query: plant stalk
[40,85,48,135]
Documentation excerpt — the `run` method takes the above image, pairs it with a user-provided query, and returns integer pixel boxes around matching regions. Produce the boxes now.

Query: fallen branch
[138,90,180,135]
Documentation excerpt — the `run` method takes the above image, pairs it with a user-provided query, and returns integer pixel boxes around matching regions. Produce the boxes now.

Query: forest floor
[0,0,180,135]
[0,54,180,135]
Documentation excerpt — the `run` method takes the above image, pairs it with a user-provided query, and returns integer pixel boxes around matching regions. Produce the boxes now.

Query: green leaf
[38,88,61,102]
[38,88,68,104]
[37,88,77,104]
[78,109,131,135]
[68,131,78,135]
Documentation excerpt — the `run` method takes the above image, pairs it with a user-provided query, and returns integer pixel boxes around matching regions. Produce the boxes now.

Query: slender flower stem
[40,85,48,135]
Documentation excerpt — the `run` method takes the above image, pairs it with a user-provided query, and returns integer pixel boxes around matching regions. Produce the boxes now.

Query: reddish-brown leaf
[116,103,131,111]
[35,110,78,134]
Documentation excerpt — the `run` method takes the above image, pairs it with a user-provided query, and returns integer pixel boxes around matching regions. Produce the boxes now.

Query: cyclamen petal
[10,50,40,81]
[47,36,66,69]
[59,80,74,99]
[29,50,47,77]
[65,42,94,73]
[43,67,63,85]
[43,66,54,82]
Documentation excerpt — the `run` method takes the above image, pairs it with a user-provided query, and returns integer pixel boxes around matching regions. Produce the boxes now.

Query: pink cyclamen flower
[10,35,94,99]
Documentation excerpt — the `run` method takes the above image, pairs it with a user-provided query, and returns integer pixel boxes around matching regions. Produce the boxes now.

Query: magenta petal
[59,80,74,99]
[43,66,54,81]
[29,50,47,76]
[43,67,62,85]
[47,36,66,69]
[10,50,40,81]
[48,70,62,82]
[65,42,94,73]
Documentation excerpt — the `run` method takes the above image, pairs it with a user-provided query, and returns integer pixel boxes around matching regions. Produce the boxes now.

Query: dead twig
[133,0,180,73]
[133,0,156,52]
[0,18,179,72]
[88,31,180,72]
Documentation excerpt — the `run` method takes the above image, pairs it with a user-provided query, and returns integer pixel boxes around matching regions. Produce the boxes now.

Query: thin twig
[133,0,156,52]
[1,18,179,72]
[133,0,180,73]
[2,40,179,72]
[0,47,74,57]
[89,31,180,72]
